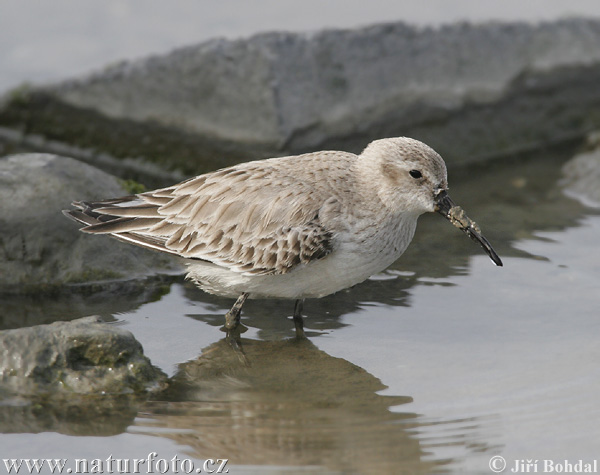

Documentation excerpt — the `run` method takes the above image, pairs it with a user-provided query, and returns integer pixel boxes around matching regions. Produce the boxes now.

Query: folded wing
[64,161,337,275]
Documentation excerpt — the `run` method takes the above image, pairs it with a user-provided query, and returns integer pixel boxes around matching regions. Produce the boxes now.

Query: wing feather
[64,152,357,275]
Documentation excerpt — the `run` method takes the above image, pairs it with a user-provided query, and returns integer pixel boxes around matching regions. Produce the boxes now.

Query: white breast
[186,211,419,299]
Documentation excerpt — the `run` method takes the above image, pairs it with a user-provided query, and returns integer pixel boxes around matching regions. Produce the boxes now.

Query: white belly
[186,213,419,299]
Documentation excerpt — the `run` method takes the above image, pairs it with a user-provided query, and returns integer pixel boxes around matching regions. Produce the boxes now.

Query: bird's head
[361,137,503,266]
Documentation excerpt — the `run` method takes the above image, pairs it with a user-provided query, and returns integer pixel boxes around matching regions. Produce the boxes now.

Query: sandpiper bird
[64,137,502,337]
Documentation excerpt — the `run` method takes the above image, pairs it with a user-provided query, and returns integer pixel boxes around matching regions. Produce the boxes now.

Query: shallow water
[1,144,599,474]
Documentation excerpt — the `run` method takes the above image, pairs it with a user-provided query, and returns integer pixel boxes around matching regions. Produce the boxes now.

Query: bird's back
[64,150,360,281]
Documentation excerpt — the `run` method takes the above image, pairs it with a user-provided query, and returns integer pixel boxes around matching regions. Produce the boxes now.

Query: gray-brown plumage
[64,137,502,336]
[67,152,350,275]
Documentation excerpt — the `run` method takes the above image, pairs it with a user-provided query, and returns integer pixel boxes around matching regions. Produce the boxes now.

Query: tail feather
[81,217,162,234]
[63,195,180,257]
[94,204,161,218]
[62,209,99,227]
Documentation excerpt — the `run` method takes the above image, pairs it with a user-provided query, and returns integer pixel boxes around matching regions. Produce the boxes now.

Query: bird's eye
[409,170,422,179]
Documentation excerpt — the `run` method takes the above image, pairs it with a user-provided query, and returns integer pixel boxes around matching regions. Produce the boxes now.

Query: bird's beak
[435,190,503,266]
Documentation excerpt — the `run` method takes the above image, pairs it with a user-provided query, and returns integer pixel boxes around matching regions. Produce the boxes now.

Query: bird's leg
[224,293,249,331]
[293,299,306,338]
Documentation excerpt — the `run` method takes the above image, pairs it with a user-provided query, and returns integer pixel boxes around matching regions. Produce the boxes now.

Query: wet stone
[3,19,600,174]
[0,153,183,294]
[0,316,167,397]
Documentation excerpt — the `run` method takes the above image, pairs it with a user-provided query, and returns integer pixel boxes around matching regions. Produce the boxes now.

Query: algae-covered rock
[0,316,167,396]
[38,19,600,152]
[2,18,600,174]
[0,153,183,293]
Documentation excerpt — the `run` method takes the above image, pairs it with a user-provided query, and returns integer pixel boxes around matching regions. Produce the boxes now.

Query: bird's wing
[66,153,354,275]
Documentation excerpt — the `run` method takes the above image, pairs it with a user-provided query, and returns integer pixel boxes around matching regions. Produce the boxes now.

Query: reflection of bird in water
[141,337,429,473]
[138,337,498,473]
[64,137,502,337]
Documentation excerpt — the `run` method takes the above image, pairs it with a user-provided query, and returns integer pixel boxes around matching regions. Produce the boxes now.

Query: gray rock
[2,19,600,174]
[46,19,600,148]
[0,316,166,396]
[0,153,183,293]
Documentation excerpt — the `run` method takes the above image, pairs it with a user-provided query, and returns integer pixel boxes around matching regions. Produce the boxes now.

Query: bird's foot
[223,292,249,331]
[220,322,248,335]
[292,299,307,339]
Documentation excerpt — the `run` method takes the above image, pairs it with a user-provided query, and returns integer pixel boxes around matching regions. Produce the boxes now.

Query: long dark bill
[435,190,503,267]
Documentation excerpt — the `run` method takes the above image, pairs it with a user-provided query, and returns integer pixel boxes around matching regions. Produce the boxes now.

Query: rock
[2,19,600,174]
[0,316,166,396]
[561,132,600,208]
[0,153,183,293]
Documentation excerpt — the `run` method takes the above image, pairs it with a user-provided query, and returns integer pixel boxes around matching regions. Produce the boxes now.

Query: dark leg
[224,293,249,331]
[293,299,306,338]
